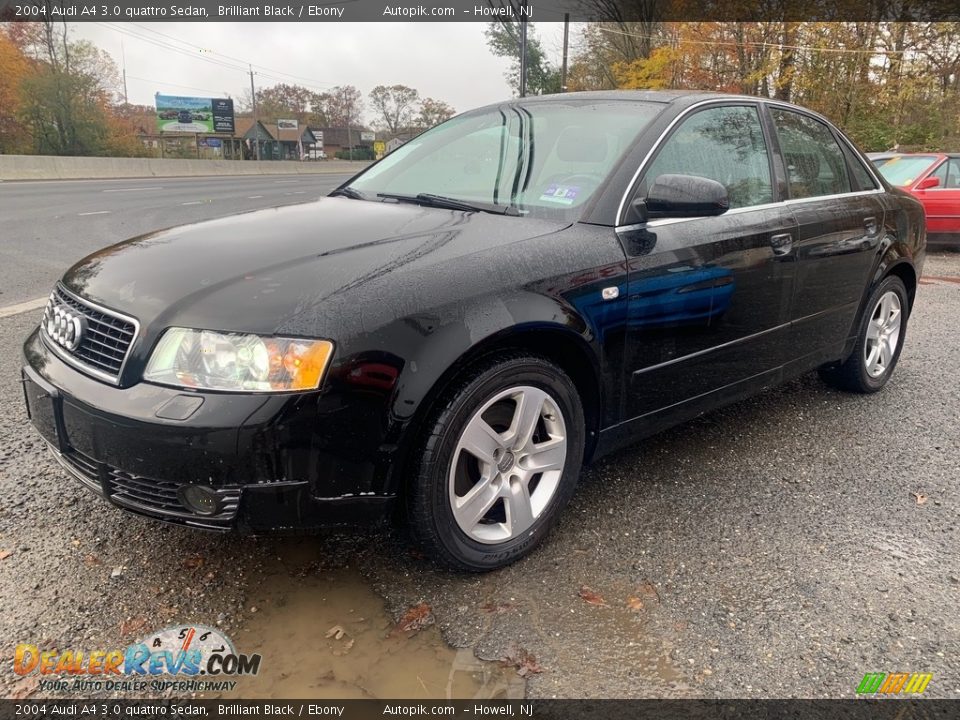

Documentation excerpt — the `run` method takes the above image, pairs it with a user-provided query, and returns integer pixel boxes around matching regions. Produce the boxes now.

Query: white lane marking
[0,296,47,319]
[292,191,306,194]
[181,201,203,206]
[247,195,264,199]
[101,186,164,193]
[273,180,299,184]
[78,210,111,216]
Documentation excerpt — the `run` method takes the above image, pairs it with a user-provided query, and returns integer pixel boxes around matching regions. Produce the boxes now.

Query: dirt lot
[1,253,957,700]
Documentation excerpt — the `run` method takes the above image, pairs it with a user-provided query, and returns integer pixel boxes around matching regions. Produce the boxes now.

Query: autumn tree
[316,85,364,127]
[369,84,420,133]
[415,98,456,129]
[0,28,31,153]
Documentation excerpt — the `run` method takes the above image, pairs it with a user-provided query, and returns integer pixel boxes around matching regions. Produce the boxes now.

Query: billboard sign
[360,130,375,142]
[277,119,298,131]
[156,95,235,134]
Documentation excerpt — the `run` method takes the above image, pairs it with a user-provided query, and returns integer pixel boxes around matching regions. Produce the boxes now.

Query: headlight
[144,328,334,392]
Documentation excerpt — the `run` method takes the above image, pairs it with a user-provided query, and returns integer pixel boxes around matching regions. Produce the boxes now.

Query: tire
[408,354,585,571]
[818,275,909,394]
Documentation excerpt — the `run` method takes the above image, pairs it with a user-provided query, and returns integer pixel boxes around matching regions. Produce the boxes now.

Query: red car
[874,153,960,248]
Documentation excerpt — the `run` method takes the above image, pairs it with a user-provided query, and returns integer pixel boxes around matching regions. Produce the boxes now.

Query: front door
[617,103,797,421]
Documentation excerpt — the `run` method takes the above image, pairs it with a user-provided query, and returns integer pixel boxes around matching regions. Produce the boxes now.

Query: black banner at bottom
[2,700,959,720]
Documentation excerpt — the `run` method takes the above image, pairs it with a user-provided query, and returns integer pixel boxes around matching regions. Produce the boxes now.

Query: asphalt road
[0,173,354,308]
[0,179,957,700]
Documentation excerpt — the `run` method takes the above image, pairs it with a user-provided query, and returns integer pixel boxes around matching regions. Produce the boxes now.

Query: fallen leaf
[637,580,661,605]
[10,676,38,699]
[182,554,205,569]
[501,645,544,677]
[332,638,355,656]
[578,585,609,607]
[0,550,12,561]
[913,492,927,505]
[83,554,101,567]
[71,539,81,547]
[119,617,148,637]
[325,625,346,640]
[626,596,644,611]
[480,601,516,615]
[396,602,434,634]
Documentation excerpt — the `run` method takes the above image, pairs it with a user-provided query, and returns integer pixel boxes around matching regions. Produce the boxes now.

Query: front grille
[42,285,138,383]
[107,468,240,528]
[57,447,101,493]
[52,446,240,530]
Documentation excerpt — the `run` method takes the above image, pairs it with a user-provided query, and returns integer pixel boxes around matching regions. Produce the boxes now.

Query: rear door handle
[863,216,879,236]
[769,232,793,256]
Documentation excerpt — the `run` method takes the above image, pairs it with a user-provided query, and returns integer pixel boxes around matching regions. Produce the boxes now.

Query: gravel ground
[1,253,957,700]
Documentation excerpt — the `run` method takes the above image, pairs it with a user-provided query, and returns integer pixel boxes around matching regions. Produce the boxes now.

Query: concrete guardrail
[0,155,370,181]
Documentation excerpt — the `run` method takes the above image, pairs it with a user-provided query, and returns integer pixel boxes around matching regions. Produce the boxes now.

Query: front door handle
[769,232,793,256]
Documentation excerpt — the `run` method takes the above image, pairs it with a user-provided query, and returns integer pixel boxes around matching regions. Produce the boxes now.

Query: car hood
[62,197,569,340]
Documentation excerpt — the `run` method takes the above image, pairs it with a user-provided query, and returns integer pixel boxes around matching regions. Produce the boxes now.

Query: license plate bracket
[22,367,67,453]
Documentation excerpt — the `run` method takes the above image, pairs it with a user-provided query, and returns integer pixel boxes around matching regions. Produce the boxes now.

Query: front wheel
[408,354,585,571]
[819,275,909,393]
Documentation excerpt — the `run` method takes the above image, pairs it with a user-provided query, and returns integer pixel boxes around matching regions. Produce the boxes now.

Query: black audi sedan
[23,91,925,570]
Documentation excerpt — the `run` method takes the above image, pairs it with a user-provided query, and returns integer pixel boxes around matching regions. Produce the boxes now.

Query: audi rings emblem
[44,303,87,351]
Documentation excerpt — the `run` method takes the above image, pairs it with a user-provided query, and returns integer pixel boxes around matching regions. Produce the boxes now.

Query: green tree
[484,21,561,96]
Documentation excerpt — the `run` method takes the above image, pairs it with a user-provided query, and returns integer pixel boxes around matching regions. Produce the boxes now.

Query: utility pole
[561,13,570,92]
[249,65,260,161]
[121,37,128,104]
[518,13,528,98]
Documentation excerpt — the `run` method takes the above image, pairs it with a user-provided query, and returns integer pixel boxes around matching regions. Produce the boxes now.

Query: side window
[643,105,773,209]
[930,161,949,187]
[771,109,851,199]
[940,158,960,189]
[841,143,878,191]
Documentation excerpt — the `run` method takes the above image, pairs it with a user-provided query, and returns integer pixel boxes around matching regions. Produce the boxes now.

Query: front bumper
[22,328,396,533]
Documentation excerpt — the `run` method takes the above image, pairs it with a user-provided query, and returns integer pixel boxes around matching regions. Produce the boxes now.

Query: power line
[597,25,911,56]
[126,74,230,97]
[125,22,338,89]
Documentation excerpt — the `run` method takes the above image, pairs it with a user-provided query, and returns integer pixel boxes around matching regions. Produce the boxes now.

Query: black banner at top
[1,0,959,22]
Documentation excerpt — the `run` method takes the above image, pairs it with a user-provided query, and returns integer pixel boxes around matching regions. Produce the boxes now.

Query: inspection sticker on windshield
[540,184,580,205]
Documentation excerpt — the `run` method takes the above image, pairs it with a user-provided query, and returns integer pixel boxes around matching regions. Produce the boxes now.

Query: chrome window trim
[616,188,885,231]
[616,96,887,227]
[41,284,141,386]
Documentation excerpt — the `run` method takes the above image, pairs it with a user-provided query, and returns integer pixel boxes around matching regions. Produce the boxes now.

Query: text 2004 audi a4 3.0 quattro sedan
[23,91,925,570]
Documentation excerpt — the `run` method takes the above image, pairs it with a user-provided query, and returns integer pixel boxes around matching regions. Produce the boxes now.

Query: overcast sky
[72,22,571,123]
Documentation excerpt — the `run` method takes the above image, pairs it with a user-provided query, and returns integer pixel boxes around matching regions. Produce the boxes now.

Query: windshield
[345,100,663,219]
[876,155,939,187]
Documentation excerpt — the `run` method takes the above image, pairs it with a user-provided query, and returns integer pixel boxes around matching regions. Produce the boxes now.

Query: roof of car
[472,89,825,116]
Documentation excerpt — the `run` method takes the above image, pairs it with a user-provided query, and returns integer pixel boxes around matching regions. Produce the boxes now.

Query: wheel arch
[385,321,605,503]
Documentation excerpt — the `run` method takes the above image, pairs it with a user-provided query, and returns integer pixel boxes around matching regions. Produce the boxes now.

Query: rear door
[917,156,960,239]
[767,106,885,359]
[618,102,797,419]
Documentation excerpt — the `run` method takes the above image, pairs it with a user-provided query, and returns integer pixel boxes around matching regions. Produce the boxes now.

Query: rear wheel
[819,275,909,393]
[408,354,585,571]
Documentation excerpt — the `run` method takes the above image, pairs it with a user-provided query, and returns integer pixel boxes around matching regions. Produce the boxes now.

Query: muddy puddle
[224,542,525,700]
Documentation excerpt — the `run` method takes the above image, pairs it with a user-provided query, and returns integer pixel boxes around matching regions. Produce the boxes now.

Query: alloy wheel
[448,385,567,544]
[864,290,902,378]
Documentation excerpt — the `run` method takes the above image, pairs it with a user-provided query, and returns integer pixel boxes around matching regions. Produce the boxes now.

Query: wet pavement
[1,253,958,700]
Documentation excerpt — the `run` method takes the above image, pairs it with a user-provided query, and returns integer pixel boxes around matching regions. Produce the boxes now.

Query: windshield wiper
[377,192,519,216]
[329,186,365,199]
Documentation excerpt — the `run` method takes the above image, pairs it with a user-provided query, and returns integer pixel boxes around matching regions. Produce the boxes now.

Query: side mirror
[645,174,730,219]
[916,176,940,190]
